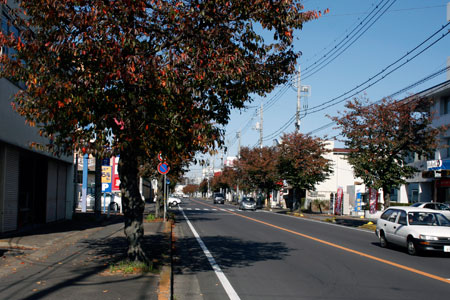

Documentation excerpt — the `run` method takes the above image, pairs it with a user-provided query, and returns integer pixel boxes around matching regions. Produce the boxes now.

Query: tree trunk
[383,187,391,209]
[155,175,164,219]
[118,150,147,262]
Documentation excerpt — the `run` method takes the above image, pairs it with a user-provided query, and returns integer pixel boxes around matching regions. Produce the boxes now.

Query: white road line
[195,208,201,210]
[204,208,210,211]
[212,209,218,211]
[180,208,241,300]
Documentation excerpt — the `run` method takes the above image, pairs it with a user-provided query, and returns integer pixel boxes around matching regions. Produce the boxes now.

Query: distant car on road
[239,197,256,211]
[410,202,450,219]
[213,193,225,204]
[168,196,181,207]
[376,206,450,255]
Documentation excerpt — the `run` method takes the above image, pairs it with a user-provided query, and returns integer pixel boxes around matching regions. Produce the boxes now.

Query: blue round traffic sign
[157,162,170,174]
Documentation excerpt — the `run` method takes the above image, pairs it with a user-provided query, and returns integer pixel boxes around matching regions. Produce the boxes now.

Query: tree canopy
[277,132,333,191]
[236,146,280,205]
[0,0,323,262]
[332,96,443,207]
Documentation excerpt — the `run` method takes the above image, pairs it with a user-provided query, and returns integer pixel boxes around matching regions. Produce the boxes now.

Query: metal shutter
[3,146,19,232]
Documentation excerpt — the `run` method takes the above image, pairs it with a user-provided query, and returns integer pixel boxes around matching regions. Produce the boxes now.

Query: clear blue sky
[189,0,450,177]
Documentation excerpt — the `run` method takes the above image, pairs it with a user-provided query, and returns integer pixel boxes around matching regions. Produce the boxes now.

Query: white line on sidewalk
[180,208,241,300]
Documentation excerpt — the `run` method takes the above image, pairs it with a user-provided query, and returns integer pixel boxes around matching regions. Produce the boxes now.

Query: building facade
[0,2,74,233]
[401,82,450,204]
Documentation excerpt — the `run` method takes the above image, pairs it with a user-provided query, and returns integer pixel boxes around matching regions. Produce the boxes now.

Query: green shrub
[146,214,156,221]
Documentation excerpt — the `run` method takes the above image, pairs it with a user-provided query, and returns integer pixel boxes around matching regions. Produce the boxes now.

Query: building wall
[402,83,450,204]
[308,141,359,200]
[0,65,73,232]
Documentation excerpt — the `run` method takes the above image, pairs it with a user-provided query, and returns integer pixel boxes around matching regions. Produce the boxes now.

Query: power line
[304,27,450,116]
[259,22,449,142]
[302,0,397,81]
[306,68,450,136]
[303,22,450,115]
[302,0,381,66]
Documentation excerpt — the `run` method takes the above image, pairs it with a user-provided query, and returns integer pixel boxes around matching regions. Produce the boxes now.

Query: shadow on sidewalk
[0,212,124,240]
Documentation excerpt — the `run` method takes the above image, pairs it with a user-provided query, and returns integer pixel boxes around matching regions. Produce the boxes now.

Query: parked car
[213,193,225,204]
[376,206,450,255]
[239,197,256,211]
[84,192,122,213]
[168,196,181,207]
[410,202,450,218]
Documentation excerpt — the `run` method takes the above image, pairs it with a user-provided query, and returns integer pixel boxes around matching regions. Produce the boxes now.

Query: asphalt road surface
[173,198,450,300]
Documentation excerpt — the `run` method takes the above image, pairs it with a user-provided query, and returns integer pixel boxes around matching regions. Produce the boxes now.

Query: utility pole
[296,64,301,132]
[259,102,263,149]
[237,130,241,158]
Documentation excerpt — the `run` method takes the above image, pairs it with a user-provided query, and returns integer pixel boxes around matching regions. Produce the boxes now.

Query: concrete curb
[158,221,173,300]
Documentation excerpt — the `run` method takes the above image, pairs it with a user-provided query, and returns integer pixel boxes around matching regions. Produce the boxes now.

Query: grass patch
[359,223,377,231]
[109,260,157,275]
[144,212,175,223]
[145,213,158,222]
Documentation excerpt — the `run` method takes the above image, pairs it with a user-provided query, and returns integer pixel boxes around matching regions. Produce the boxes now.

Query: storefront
[424,159,450,204]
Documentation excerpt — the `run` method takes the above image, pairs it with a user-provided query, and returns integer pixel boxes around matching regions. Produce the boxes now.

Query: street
[173,198,450,300]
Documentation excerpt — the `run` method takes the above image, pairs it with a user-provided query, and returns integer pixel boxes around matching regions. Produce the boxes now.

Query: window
[1,11,19,59]
[440,97,450,116]
[380,209,394,220]
[424,203,435,209]
[397,211,407,225]
[387,210,399,223]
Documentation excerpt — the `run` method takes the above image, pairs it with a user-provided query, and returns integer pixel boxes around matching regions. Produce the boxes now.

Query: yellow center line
[190,199,450,285]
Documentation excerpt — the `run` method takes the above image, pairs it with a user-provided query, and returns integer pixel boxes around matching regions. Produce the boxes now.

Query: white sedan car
[376,206,450,255]
[168,196,181,207]
[410,202,450,219]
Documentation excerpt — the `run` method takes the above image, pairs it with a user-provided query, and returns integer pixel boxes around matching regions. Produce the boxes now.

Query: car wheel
[379,232,388,248]
[407,237,418,256]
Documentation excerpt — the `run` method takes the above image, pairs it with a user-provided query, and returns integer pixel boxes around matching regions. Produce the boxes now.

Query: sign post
[157,160,170,221]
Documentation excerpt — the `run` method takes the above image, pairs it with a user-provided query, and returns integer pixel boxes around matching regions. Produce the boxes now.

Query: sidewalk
[0,212,171,299]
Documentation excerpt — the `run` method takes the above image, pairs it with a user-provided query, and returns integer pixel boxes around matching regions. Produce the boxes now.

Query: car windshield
[410,203,422,207]
[408,212,450,226]
[243,198,255,203]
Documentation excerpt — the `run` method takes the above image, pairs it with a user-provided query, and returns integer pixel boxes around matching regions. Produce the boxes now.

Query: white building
[304,141,364,214]
[398,81,450,204]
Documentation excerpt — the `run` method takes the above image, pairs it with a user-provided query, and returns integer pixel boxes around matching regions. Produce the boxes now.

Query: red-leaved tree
[332,96,443,207]
[236,146,280,206]
[0,0,323,262]
[277,132,333,209]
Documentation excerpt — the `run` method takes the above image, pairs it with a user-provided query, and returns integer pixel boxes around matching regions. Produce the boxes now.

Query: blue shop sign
[427,159,450,170]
